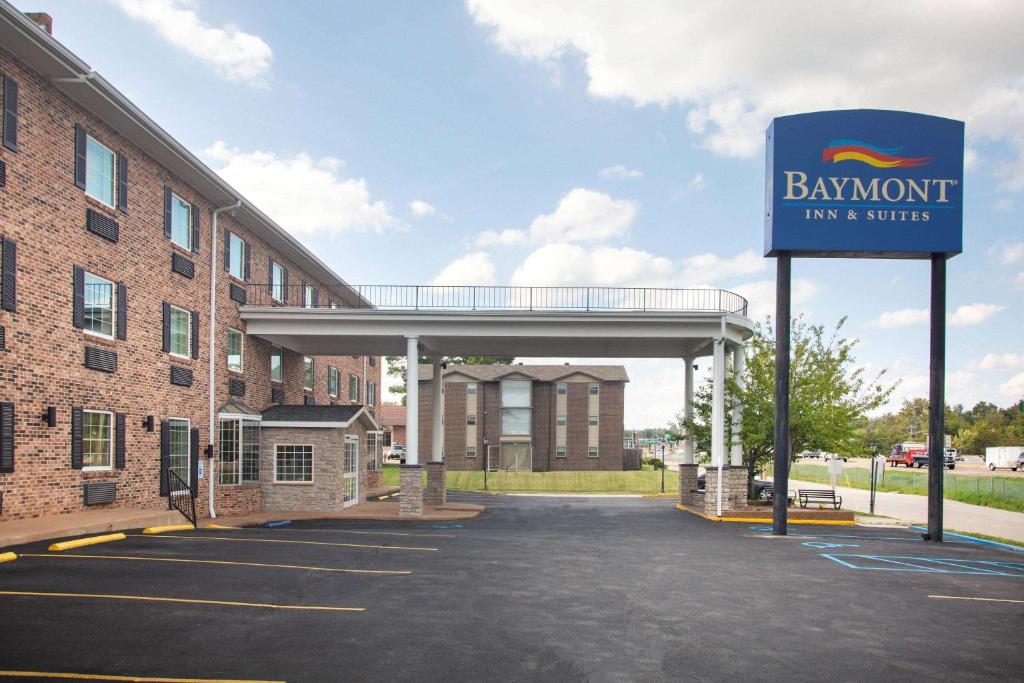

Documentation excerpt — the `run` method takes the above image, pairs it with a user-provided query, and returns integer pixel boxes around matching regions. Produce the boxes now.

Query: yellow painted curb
[0,671,285,682]
[0,552,17,563]
[674,502,855,525]
[48,533,126,552]
[143,524,195,534]
[203,524,241,530]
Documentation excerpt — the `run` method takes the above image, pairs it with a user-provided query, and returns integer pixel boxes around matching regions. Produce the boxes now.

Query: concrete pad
[0,508,184,549]
[199,500,484,528]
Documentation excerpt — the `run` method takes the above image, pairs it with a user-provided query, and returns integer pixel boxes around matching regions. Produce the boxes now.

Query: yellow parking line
[0,671,284,682]
[20,553,411,575]
[0,552,17,563]
[0,590,363,612]
[143,524,195,534]
[48,533,126,552]
[256,527,456,538]
[929,595,1024,605]
[130,534,438,552]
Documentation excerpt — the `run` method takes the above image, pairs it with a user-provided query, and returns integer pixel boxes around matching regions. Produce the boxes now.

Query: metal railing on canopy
[243,284,749,317]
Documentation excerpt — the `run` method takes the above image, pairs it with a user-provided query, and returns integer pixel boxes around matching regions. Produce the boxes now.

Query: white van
[985,446,1024,471]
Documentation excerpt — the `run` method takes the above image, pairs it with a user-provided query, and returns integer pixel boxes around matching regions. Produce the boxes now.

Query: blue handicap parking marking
[802,541,859,549]
[749,526,773,532]
[820,553,1024,577]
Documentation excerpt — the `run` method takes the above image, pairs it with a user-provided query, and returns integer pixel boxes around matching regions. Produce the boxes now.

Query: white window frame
[467,383,477,395]
[348,374,359,402]
[467,415,477,426]
[270,261,284,302]
[557,415,566,426]
[466,447,476,458]
[367,380,376,406]
[168,304,192,359]
[226,328,244,373]
[218,417,260,486]
[228,232,246,280]
[303,356,314,391]
[588,447,599,458]
[588,415,599,426]
[82,270,116,340]
[328,366,339,397]
[556,446,566,458]
[85,135,115,208]
[303,284,315,309]
[169,192,193,251]
[270,345,283,383]
[274,443,314,484]
[81,409,113,471]
[589,383,600,395]
[167,417,191,492]
[557,383,567,395]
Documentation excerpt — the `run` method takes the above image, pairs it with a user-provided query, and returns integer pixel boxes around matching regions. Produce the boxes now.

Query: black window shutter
[161,301,170,352]
[191,310,199,359]
[1,237,16,312]
[267,257,274,295]
[223,230,232,271]
[243,241,251,282]
[301,280,307,305]
[159,420,169,496]
[116,281,127,340]
[282,267,289,303]
[2,75,18,152]
[189,427,200,492]
[162,186,172,238]
[114,412,126,469]
[116,153,128,213]
[191,204,200,253]
[74,124,87,189]
[72,265,85,328]
[0,401,14,473]
[71,406,83,469]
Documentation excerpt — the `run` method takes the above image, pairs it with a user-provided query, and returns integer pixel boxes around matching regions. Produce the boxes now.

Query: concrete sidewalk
[784,478,1024,543]
[200,500,484,527]
[0,507,183,548]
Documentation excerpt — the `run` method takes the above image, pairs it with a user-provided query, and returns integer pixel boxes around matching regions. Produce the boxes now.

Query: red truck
[887,441,956,469]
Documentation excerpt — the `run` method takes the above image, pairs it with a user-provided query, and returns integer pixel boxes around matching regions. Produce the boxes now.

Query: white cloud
[871,308,930,329]
[510,243,673,286]
[467,1,1024,158]
[202,142,395,237]
[948,303,1005,327]
[432,252,496,286]
[688,173,706,191]
[111,0,272,83]
[409,200,437,218]
[1000,242,1024,265]
[1001,371,1024,398]
[678,249,764,286]
[475,229,527,247]
[970,352,1024,371]
[599,164,643,179]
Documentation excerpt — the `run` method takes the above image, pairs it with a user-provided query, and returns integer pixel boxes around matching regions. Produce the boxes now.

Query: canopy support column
[730,343,745,467]
[400,336,423,516]
[425,356,446,505]
[682,357,695,465]
[711,338,726,517]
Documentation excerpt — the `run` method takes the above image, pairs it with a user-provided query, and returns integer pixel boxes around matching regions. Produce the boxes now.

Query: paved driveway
[0,494,1021,681]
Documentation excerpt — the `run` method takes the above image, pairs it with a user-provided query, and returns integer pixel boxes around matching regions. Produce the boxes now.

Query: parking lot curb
[674,503,856,526]
[142,524,195,534]
[48,533,126,552]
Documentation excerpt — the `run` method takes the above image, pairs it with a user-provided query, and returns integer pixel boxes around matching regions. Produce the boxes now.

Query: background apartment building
[0,9,380,521]
[418,364,628,472]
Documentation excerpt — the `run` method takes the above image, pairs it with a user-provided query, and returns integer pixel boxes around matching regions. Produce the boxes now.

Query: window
[227,329,243,372]
[83,271,115,338]
[170,193,192,250]
[85,135,115,206]
[467,383,477,395]
[557,383,567,395]
[556,415,566,426]
[304,356,313,391]
[589,415,599,426]
[275,444,313,483]
[218,418,260,485]
[367,381,376,406]
[168,418,190,490]
[303,284,315,308]
[556,447,566,458]
[588,447,598,458]
[270,345,282,382]
[270,261,285,302]
[82,410,112,469]
[500,379,531,436]
[228,232,246,280]
[467,415,477,426]
[466,447,476,458]
[168,305,191,358]
[589,383,599,395]
[328,366,339,397]
[349,374,359,401]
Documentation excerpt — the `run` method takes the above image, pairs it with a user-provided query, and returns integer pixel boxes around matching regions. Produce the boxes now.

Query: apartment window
[303,284,315,308]
[589,415,599,426]
[275,444,313,483]
[82,410,112,469]
[367,381,376,406]
[589,383,599,395]
[168,418,190,490]
[168,305,191,358]
[348,374,359,402]
[500,379,531,436]
[270,345,283,382]
[227,328,243,372]
[557,383,567,395]
[218,418,260,485]
[304,356,313,391]
[467,383,477,395]
[556,447,566,458]
[588,447,598,458]
[170,193,193,250]
[556,415,566,426]
[328,366,339,397]
[466,447,476,458]
[83,271,115,338]
[467,415,477,426]
[270,261,285,302]
[228,232,246,280]
[85,135,115,207]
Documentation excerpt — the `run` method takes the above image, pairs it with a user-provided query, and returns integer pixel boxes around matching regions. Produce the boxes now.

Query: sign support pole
[772,251,791,536]
[926,253,946,542]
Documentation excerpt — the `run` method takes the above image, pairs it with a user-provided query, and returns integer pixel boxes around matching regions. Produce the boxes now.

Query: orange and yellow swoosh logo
[822,140,932,168]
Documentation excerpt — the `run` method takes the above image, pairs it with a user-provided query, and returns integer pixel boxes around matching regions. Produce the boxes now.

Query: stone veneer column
[678,464,701,508]
[424,461,447,505]
[399,464,424,517]
[703,465,752,516]
[727,466,750,510]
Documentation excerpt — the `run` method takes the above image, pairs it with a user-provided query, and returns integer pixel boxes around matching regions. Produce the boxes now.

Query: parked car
[387,443,406,462]
[697,473,775,501]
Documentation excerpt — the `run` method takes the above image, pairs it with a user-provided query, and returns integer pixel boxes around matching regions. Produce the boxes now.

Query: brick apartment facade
[417,364,628,472]
[0,8,381,521]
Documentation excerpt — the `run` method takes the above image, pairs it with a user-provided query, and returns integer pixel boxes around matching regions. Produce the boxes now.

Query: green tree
[384,355,515,404]
[672,317,895,493]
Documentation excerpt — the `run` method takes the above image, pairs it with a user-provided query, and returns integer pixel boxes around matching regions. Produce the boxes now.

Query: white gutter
[208,200,242,519]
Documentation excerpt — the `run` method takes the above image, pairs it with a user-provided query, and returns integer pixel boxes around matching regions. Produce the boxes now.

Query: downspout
[208,199,243,519]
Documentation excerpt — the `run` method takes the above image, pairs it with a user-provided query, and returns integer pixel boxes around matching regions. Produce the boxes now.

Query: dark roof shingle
[261,404,365,423]
[417,364,629,383]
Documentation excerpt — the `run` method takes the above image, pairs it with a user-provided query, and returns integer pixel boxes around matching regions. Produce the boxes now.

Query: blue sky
[25,1,1024,427]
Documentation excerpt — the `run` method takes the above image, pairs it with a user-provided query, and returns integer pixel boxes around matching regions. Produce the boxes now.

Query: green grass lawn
[379,463,677,494]
[790,463,1024,513]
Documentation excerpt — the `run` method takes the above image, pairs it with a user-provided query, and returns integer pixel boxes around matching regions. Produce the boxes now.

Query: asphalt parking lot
[0,494,1022,682]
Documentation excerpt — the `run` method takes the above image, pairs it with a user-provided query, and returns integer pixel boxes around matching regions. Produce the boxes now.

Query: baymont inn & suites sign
[765,109,964,258]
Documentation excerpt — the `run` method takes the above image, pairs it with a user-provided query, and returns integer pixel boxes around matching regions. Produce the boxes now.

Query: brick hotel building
[0,6,381,521]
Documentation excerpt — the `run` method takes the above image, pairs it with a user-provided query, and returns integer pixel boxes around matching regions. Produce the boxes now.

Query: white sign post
[827,457,843,491]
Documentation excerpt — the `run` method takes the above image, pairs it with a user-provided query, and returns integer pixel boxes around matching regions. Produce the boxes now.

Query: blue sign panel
[765,110,963,258]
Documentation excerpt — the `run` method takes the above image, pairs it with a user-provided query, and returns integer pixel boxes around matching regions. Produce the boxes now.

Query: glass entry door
[499,441,531,472]
[343,435,359,507]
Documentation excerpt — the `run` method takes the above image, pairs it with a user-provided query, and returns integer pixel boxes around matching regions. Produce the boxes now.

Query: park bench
[760,483,797,506]
[798,489,842,509]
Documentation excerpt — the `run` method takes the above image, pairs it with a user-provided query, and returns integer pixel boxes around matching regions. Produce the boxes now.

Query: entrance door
[343,435,359,507]
[499,441,531,472]
[168,418,191,492]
